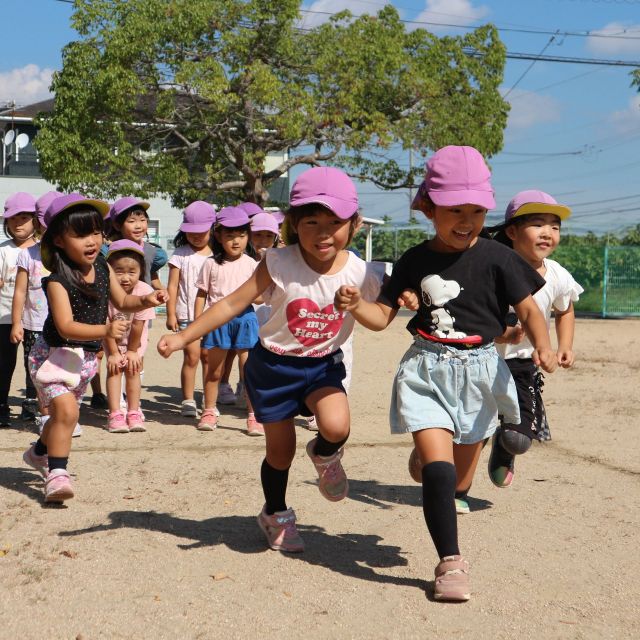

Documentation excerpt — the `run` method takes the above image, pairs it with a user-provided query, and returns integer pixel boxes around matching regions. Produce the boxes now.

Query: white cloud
[300,0,373,29]
[585,22,640,56]
[0,64,54,107]
[610,95,640,133]
[505,89,562,133]
[413,0,490,33]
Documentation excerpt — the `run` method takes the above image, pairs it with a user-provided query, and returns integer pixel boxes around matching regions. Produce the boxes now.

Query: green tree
[35,0,508,207]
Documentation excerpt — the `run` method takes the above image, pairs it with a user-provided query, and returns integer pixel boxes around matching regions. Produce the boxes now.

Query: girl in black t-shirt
[22,194,167,505]
[335,145,558,603]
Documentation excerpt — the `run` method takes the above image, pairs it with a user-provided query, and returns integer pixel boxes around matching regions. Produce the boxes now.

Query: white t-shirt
[168,245,213,322]
[259,244,381,357]
[196,253,258,306]
[0,240,24,324]
[498,258,583,360]
[16,244,50,331]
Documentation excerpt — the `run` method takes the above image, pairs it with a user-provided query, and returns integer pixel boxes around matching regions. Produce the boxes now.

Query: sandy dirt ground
[1,317,639,639]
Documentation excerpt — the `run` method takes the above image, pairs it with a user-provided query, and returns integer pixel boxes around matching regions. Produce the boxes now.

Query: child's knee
[500,428,532,455]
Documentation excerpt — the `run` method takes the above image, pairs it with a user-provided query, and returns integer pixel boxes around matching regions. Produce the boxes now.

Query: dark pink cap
[289,166,358,219]
[4,192,36,219]
[44,193,110,227]
[109,196,150,221]
[216,206,250,228]
[180,201,216,233]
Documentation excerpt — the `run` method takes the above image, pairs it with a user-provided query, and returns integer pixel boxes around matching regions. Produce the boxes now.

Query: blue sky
[1,0,640,235]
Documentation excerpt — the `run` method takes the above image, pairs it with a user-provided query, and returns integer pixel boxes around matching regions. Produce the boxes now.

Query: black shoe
[90,393,108,410]
[20,401,37,422]
[0,404,11,427]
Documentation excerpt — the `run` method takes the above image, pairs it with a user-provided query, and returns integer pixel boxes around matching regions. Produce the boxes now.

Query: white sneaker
[217,383,236,405]
[72,423,83,437]
[306,416,318,432]
[235,382,247,409]
[38,415,51,435]
[181,400,198,417]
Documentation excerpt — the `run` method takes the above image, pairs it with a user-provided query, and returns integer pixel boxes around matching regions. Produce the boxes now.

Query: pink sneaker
[197,408,217,431]
[23,443,48,478]
[257,505,305,553]
[44,469,74,503]
[246,413,264,436]
[107,410,129,433]
[126,409,146,432]
[434,555,471,602]
[305,438,349,502]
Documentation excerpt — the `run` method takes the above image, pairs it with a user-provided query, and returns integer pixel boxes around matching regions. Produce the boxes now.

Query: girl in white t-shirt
[166,201,216,418]
[489,190,583,488]
[0,192,38,426]
[158,167,407,553]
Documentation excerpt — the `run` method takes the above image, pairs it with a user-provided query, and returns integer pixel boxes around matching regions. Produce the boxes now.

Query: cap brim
[107,246,145,258]
[289,196,357,220]
[180,222,214,233]
[251,224,279,234]
[511,202,571,221]
[61,199,110,218]
[4,207,37,218]
[429,190,496,210]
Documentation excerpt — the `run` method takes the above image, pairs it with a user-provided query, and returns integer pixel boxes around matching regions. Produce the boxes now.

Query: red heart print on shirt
[286,299,345,346]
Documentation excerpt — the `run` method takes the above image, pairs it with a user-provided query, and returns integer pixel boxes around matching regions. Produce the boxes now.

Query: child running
[166,201,216,418]
[104,239,157,434]
[158,167,385,552]
[22,194,166,503]
[0,192,38,427]
[193,207,261,434]
[334,146,558,601]
[488,190,583,487]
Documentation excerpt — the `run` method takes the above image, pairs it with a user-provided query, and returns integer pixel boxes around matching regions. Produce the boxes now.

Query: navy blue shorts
[202,307,259,350]
[244,342,346,424]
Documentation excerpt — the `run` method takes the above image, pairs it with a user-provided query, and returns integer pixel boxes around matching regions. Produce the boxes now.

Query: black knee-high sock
[313,431,349,457]
[422,461,460,558]
[34,439,47,456]
[48,456,68,472]
[261,459,290,515]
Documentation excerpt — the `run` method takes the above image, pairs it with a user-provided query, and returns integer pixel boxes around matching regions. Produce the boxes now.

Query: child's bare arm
[125,319,144,374]
[10,268,28,343]
[334,285,397,330]
[554,303,576,368]
[166,266,180,331]
[108,266,168,312]
[513,295,557,373]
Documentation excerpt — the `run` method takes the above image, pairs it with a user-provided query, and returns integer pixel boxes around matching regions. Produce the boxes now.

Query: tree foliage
[35,0,508,207]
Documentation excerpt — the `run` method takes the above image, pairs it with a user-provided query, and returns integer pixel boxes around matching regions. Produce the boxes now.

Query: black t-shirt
[380,237,545,347]
[42,255,110,352]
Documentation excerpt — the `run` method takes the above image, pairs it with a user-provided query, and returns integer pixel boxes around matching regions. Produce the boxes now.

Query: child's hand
[166,315,179,332]
[334,285,362,312]
[533,347,558,373]
[107,319,129,340]
[557,349,575,368]
[157,333,184,358]
[397,289,419,311]
[126,350,142,374]
[10,323,23,344]
[107,353,126,375]
[145,290,169,307]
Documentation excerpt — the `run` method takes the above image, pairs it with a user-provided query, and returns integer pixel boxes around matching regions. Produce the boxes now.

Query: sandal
[434,555,470,602]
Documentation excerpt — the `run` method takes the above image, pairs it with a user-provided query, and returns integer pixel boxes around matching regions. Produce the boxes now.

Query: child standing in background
[166,201,216,418]
[0,192,38,427]
[488,190,583,488]
[158,167,386,554]
[194,207,261,434]
[10,192,62,429]
[104,240,157,433]
[22,194,166,503]
[335,146,558,601]
[107,197,168,290]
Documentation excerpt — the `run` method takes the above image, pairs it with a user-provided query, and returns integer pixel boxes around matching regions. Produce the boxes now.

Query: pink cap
[505,190,571,222]
[180,201,216,233]
[106,238,145,258]
[250,212,279,234]
[271,210,285,225]
[35,191,63,227]
[4,192,36,219]
[417,145,495,210]
[44,193,110,227]
[216,206,250,228]
[237,202,264,217]
[109,196,150,221]
[289,166,358,220]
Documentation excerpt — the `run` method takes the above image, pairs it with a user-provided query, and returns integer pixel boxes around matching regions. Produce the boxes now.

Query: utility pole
[408,148,415,223]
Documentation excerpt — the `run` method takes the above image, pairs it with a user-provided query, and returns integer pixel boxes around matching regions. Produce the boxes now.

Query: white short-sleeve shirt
[168,245,213,322]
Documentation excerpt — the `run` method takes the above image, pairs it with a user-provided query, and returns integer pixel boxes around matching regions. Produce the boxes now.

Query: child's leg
[452,440,488,495]
[203,348,227,408]
[124,370,145,431]
[180,340,200,402]
[89,352,107,408]
[221,350,236,386]
[237,350,263,434]
[304,387,350,501]
[106,366,124,414]
[21,330,39,419]
[0,325,19,421]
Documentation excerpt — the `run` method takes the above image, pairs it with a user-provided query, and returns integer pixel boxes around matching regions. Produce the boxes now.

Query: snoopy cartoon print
[420,274,468,339]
